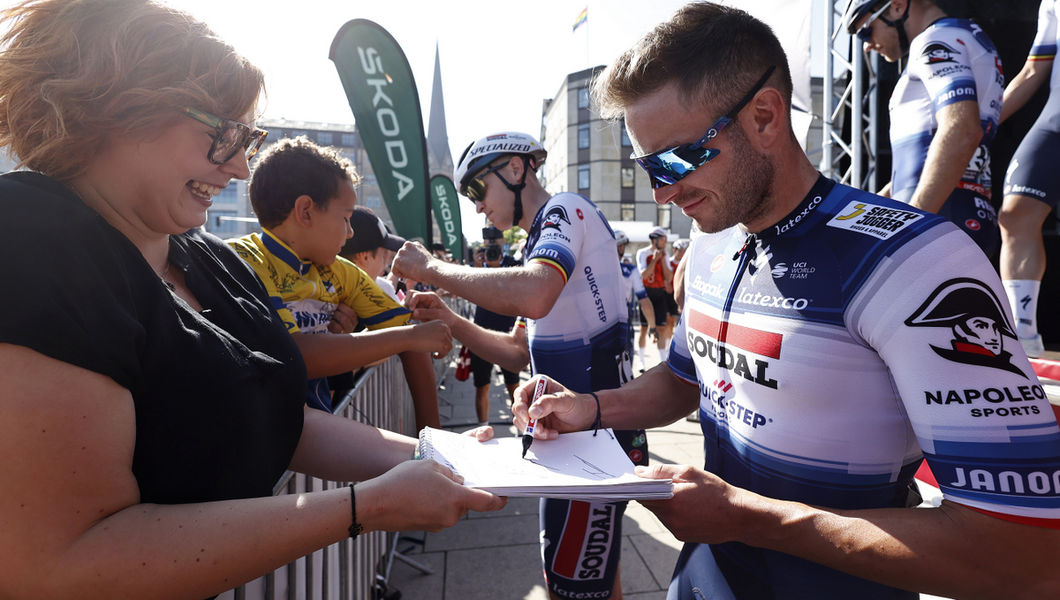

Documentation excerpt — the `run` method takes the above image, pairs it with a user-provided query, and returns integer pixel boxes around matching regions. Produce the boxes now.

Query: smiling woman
[0,1,504,598]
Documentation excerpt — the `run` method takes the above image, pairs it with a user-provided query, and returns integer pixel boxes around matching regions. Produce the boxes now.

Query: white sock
[657,345,668,363]
[637,345,647,367]
[1003,279,1040,338]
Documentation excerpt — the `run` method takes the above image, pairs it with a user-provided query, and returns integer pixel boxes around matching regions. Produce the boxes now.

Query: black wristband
[348,483,363,539]
[588,392,602,436]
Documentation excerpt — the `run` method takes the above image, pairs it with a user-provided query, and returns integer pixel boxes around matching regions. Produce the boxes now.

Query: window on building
[210,209,239,234]
[578,164,590,190]
[317,132,333,146]
[657,205,671,230]
[577,87,590,109]
[620,127,632,147]
[341,133,358,147]
[621,167,634,188]
[621,204,635,221]
[578,124,590,149]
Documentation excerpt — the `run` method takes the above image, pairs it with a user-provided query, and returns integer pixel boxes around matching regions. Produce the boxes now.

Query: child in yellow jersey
[228,136,448,427]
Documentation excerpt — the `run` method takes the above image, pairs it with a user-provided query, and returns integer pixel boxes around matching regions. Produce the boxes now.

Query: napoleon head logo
[904,278,1025,377]
[542,206,571,231]
[922,41,959,65]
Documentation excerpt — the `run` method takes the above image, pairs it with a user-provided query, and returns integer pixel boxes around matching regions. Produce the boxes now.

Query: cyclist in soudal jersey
[393,132,645,600]
[616,230,656,373]
[847,0,1004,256]
[513,4,1060,599]
[996,0,1060,357]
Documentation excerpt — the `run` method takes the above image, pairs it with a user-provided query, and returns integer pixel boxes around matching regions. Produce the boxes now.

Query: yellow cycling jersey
[228,229,410,334]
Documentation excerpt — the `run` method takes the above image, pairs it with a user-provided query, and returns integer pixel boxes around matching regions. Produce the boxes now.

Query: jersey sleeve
[525,198,585,283]
[330,258,411,330]
[849,224,1060,526]
[636,247,651,274]
[910,27,979,112]
[1029,0,1058,61]
[227,236,300,333]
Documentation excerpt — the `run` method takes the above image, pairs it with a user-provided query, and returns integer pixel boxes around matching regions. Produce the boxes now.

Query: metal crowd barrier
[218,294,468,600]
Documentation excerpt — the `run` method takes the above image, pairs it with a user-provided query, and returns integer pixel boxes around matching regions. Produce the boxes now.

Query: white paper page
[419,428,670,493]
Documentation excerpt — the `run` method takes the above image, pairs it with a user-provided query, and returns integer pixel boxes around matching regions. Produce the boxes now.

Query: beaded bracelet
[588,391,602,436]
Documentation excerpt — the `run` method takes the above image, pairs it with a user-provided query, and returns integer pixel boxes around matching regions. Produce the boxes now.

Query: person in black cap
[341,206,406,302]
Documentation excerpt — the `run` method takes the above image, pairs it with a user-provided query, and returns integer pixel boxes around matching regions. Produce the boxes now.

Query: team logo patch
[576,208,584,220]
[904,278,1026,377]
[826,201,923,239]
[710,254,724,273]
[543,206,572,231]
[922,41,960,64]
[965,219,981,231]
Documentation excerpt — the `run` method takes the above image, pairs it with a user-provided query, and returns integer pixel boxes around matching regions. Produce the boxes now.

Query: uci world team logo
[904,278,1026,377]
[542,205,571,231]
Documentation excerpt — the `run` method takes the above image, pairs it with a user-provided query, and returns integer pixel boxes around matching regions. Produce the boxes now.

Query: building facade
[539,66,693,239]
[204,119,387,239]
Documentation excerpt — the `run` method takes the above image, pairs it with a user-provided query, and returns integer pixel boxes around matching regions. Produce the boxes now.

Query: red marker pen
[521,376,547,458]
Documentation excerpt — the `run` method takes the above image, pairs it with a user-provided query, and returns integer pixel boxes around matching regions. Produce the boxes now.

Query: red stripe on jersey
[688,309,783,359]
[967,505,1060,530]
[552,500,591,578]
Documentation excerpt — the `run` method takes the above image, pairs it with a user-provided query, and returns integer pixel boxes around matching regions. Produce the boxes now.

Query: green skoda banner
[429,174,463,260]
[330,19,431,244]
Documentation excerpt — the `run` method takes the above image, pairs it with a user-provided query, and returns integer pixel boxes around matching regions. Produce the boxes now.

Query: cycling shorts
[540,428,648,599]
[469,350,519,388]
[644,287,670,327]
[937,187,999,257]
[1004,125,1060,210]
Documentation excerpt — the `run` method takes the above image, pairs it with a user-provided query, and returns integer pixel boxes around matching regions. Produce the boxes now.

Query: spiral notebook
[416,427,673,501]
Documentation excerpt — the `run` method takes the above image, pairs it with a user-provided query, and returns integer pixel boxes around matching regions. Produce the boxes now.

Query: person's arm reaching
[908,99,983,214]
[1001,1,1055,124]
[292,320,451,379]
[0,344,503,600]
[512,364,1060,599]
[397,349,442,430]
[407,291,530,374]
[393,241,564,319]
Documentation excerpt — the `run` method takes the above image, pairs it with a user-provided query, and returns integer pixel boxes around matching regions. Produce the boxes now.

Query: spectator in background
[637,226,674,365]
[996,0,1060,358]
[467,226,522,425]
[229,137,445,429]
[0,1,503,597]
[341,206,404,303]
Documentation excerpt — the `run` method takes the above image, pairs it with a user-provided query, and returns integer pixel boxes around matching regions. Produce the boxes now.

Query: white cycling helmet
[614,230,629,245]
[648,226,668,240]
[841,0,888,34]
[673,239,689,250]
[454,131,547,224]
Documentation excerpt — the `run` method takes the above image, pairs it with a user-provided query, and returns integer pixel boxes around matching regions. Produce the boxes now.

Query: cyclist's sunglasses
[631,65,775,189]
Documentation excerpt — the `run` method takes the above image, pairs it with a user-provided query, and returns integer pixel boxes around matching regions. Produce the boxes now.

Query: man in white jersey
[512,4,1060,599]
[392,132,644,600]
[846,0,1004,256]
[996,0,1060,357]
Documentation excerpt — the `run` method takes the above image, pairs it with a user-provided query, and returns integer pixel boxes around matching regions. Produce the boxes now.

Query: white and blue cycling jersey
[523,192,630,393]
[1029,0,1060,120]
[666,175,1060,599]
[889,18,1004,203]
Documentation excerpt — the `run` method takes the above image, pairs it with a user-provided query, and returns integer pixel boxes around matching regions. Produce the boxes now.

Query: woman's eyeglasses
[631,65,775,189]
[183,107,268,165]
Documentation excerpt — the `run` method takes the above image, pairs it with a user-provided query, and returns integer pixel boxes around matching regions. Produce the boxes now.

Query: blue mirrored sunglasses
[631,65,775,189]
[856,1,893,43]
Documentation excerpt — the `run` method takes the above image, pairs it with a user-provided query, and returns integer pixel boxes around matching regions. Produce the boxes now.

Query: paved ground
[387,337,1060,599]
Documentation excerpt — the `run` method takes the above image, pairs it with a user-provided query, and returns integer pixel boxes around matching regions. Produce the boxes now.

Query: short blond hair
[0,0,265,181]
